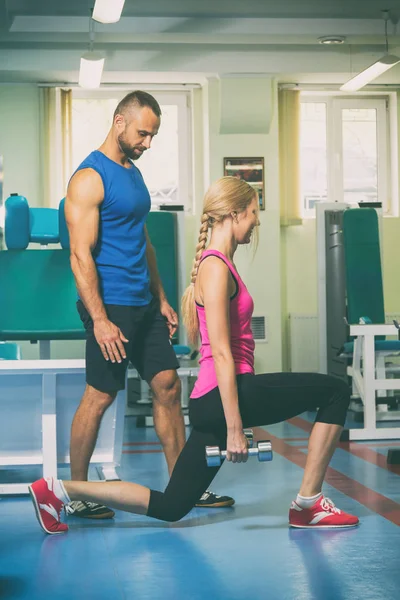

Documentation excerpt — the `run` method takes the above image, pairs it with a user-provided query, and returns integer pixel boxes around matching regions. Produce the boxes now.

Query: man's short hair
[114,91,162,120]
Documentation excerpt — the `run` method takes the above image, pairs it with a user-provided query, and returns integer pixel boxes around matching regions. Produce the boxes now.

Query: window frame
[300,93,395,218]
[71,88,193,213]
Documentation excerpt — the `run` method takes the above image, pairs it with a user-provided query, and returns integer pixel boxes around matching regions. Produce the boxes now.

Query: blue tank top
[75,150,152,306]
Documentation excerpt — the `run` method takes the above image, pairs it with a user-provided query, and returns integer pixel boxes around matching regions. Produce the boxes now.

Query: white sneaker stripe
[39,502,59,521]
[309,511,332,525]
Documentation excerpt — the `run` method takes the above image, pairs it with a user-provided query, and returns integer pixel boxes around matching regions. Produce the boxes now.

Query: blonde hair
[181,176,258,344]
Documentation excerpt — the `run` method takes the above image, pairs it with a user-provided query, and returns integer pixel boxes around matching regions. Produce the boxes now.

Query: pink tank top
[190,249,255,398]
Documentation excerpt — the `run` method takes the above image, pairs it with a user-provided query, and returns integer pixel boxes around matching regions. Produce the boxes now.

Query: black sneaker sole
[67,510,115,520]
[195,498,235,508]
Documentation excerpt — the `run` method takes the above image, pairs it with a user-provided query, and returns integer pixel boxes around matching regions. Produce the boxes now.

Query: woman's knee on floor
[159,504,191,523]
[148,490,193,522]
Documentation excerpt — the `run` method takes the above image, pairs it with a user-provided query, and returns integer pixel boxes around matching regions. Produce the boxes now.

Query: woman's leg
[30,388,229,534]
[238,372,356,504]
[66,373,349,513]
[236,372,357,526]
[147,427,227,522]
[64,480,150,515]
[238,372,350,432]
[298,422,342,497]
[62,426,225,522]
[75,374,347,517]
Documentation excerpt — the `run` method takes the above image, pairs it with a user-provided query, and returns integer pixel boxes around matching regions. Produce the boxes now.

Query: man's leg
[150,370,185,476]
[69,302,134,519]
[66,384,117,519]
[70,384,116,481]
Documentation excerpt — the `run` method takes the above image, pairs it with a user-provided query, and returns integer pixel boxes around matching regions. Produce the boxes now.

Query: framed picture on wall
[223,157,265,210]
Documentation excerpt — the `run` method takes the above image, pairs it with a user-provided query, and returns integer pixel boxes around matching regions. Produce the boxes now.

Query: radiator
[288,314,319,372]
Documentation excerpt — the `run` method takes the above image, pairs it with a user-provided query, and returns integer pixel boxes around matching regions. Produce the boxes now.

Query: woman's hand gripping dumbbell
[225,427,252,464]
[205,428,273,467]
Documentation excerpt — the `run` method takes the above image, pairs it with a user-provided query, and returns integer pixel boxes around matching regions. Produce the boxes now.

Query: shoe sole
[65,511,115,520]
[195,499,235,508]
[289,522,359,529]
[28,485,66,535]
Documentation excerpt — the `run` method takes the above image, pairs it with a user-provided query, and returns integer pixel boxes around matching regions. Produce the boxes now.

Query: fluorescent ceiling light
[79,52,105,89]
[340,54,400,91]
[318,36,345,45]
[92,0,125,24]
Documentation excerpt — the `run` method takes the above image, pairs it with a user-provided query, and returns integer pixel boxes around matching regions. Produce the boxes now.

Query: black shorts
[77,297,179,393]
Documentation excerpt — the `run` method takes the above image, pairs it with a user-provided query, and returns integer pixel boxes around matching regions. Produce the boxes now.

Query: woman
[29,176,358,534]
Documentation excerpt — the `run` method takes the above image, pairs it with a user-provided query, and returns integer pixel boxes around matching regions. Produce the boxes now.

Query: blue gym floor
[1,413,399,600]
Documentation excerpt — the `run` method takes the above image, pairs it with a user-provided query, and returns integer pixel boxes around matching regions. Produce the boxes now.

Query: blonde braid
[190,213,209,284]
[181,213,210,344]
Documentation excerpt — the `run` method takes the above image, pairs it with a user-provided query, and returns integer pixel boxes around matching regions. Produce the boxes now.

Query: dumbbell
[243,428,254,447]
[205,440,273,467]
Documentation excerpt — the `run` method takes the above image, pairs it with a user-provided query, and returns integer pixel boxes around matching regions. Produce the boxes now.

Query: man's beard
[118,134,145,161]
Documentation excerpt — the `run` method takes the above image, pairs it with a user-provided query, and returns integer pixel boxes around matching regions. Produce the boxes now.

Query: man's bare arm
[65,169,128,363]
[65,169,106,321]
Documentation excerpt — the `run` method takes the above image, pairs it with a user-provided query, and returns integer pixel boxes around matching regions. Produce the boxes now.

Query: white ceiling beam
[10,15,397,37]
[1,46,400,75]
[0,32,396,47]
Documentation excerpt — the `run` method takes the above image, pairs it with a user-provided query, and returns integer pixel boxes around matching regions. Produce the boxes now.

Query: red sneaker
[289,495,359,529]
[28,478,68,535]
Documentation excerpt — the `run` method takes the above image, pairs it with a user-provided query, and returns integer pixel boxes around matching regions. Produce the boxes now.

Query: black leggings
[147,372,350,522]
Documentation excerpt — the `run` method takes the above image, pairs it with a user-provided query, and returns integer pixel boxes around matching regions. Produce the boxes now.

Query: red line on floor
[254,425,400,527]
[339,444,400,475]
[286,416,311,434]
[123,442,161,447]
[287,416,400,475]
[122,449,164,454]
[363,442,400,447]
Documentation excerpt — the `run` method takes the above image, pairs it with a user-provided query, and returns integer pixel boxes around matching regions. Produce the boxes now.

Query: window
[300,101,327,212]
[300,95,393,217]
[71,90,192,211]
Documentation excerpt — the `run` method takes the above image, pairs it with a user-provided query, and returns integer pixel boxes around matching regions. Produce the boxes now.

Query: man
[64,91,234,519]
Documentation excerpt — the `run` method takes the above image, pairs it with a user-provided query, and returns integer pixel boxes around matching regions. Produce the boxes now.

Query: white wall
[0,85,41,207]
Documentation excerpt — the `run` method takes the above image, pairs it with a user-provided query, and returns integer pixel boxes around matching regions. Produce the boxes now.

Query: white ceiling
[0,0,399,85]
